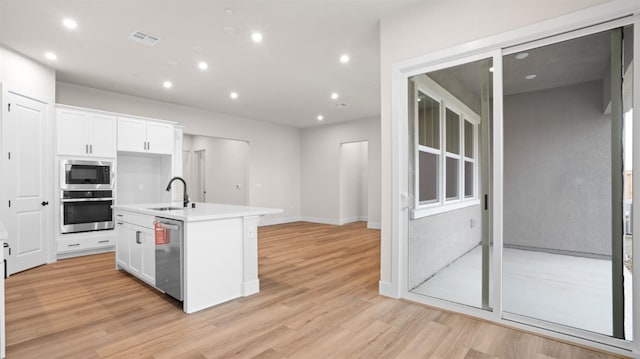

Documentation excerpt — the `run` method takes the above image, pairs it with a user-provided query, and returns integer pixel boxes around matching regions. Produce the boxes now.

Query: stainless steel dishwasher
[154,217,184,301]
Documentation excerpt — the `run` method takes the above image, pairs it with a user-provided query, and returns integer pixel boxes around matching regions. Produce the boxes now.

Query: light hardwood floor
[5,222,627,358]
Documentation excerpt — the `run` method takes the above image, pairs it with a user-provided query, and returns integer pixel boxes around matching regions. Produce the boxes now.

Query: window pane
[446,109,460,154]
[419,151,438,203]
[465,120,474,158]
[446,157,458,199]
[418,92,440,149]
[465,161,474,198]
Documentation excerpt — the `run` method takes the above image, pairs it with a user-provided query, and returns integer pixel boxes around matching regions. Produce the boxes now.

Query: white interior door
[3,91,48,275]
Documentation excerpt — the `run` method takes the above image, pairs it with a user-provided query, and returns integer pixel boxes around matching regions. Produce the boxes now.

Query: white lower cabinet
[140,227,155,284]
[57,234,114,254]
[115,212,155,286]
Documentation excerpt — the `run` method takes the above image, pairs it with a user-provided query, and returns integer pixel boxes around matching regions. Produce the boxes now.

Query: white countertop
[0,221,6,240]
[112,202,283,222]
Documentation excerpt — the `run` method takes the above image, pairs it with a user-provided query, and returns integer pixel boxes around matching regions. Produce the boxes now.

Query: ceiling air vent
[129,31,160,46]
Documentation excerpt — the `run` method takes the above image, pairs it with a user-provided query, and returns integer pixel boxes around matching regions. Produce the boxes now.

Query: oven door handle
[61,198,114,202]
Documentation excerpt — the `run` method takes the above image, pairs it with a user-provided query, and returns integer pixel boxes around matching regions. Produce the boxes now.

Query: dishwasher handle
[154,221,180,231]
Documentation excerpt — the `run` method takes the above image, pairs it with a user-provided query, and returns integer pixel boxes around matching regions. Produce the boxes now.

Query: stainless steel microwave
[60,159,114,190]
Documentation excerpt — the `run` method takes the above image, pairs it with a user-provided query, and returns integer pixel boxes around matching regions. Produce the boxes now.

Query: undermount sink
[148,207,184,211]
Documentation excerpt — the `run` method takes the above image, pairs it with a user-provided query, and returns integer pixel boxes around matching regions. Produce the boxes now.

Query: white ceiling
[0,0,420,128]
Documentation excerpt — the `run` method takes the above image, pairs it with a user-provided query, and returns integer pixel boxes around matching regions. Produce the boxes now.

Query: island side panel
[183,218,243,314]
[242,216,262,296]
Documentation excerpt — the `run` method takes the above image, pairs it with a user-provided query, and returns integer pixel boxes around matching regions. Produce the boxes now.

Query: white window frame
[412,75,480,219]
[463,118,477,199]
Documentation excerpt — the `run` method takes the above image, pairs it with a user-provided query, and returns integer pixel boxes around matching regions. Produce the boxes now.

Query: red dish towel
[154,222,169,245]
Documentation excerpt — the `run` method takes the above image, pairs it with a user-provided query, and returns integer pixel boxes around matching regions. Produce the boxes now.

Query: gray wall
[408,205,482,289]
[504,80,612,256]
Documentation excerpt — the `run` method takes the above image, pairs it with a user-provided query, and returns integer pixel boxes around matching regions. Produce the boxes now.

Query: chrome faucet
[165,176,189,208]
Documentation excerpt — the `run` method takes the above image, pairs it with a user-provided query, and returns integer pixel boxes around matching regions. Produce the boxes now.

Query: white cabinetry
[57,107,117,158]
[57,234,114,255]
[115,211,156,285]
[117,117,174,155]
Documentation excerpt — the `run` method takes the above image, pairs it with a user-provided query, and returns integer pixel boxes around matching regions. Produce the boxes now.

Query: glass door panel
[408,57,493,310]
[502,25,633,339]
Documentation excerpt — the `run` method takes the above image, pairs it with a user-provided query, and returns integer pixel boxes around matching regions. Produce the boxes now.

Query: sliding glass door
[403,20,637,346]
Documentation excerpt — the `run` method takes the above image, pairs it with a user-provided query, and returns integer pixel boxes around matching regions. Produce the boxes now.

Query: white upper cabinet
[117,117,147,152]
[57,107,117,158]
[117,117,174,155]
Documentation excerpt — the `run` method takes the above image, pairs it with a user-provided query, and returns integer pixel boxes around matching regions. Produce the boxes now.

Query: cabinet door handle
[90,144,93,154]
[147,142,150,151]
[98,240,109,244]
[116,214,123,217]
[85,144,89,154]
[136,231,142,244]
[117,222,123,225]
[68,243,80,247]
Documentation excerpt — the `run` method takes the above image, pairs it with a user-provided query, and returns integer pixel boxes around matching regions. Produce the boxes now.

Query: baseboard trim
[379,280,398,298]
[259,216,302,227]
[504,244,611,260]
[367,222,381,229]
[300,217,341,225]
[242,279,260,296]
[338,216,368,225]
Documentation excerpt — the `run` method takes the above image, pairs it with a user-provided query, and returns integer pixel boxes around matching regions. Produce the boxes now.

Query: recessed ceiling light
[489,66,494,72]
[330,92,339,100]
[44,52,57,61]
[515,52,529,60]
[224,8,234,15]
[417,98,422,102]
[525,74,537,80]
[163,81,173,89]
[62,18,77,30]
[251,32,263,43]
[339,54,350,64]
[230,91,239,99]
[198,61,208,70]
[317,115,324,121]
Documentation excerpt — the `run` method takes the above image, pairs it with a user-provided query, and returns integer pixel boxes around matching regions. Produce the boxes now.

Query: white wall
[0,45,57,262]
[339,141,368,224]
[379,0,612,291]
[187,135,249,206]
[301,117,381,228]
[117,153,173,205]
[56,81,301,225]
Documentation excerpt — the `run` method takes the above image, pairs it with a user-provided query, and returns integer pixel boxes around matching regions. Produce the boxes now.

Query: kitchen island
[112,202,282,313]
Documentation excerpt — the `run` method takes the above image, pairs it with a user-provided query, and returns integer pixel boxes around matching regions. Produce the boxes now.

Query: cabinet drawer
[115,211,154,229]
[58,236,114,253]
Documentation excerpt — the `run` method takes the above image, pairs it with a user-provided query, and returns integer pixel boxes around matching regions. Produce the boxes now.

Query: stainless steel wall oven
[60,190,114,234]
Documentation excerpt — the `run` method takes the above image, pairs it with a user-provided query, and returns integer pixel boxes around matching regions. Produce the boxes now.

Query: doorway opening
[183,135,249,206]
[339,141,369,225]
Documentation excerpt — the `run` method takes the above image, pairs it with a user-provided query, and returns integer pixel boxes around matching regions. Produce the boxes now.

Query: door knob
[41,201,49,206]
